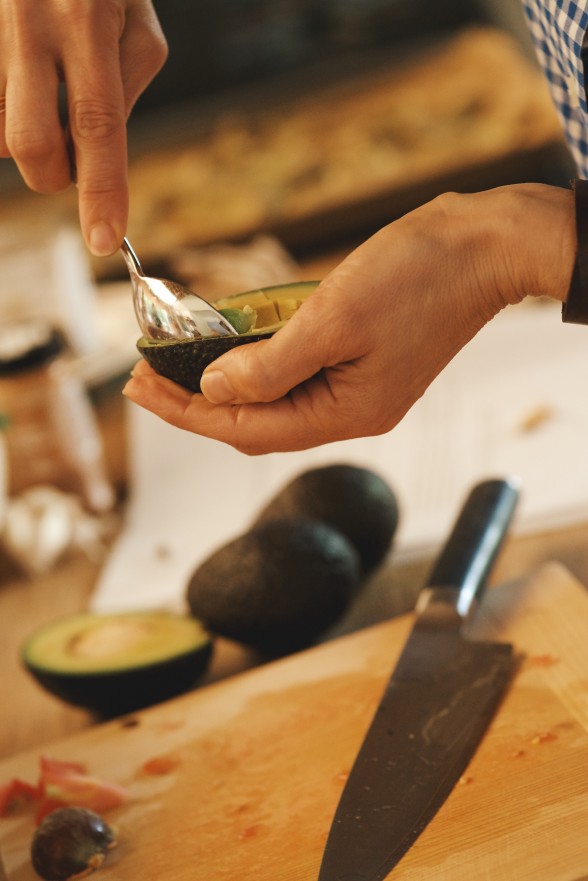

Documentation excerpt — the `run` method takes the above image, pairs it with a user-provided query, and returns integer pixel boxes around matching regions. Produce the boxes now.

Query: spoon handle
[120,238,144,276]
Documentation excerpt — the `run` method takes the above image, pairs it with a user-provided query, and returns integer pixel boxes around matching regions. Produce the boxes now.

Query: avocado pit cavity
[68,619,154,661]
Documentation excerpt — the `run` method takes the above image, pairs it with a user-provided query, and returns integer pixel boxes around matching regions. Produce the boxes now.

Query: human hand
[0,0,167,255]
[123,184,576,454]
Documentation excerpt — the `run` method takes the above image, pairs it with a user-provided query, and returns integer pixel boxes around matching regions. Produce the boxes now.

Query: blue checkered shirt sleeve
[522,0,588,176]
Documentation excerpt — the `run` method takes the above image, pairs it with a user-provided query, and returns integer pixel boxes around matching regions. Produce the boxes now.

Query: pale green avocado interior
[214,280,318,336]
[23,612,210,674]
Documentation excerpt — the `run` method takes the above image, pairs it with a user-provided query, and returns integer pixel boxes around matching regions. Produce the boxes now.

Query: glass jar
[0,321,115,512]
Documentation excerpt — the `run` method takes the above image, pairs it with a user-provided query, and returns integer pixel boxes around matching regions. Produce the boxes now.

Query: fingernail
[200,369,236,403]
[88,221,118,256]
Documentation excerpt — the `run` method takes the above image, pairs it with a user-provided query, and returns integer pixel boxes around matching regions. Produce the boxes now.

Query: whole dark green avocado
[186,519,361,656]
[254,464,399,574]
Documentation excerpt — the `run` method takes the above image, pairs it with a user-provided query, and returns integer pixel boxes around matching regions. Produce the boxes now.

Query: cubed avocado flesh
[137,280,319,393]
[22,611,213,717]
[217,306,256,335]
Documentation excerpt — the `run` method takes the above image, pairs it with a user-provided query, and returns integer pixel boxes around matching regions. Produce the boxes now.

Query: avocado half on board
[137,280,319,392]
[22,611,213,718]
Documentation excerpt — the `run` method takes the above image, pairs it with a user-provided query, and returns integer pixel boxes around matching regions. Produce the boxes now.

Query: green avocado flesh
[137,280,319,392]
[22,611,212,717]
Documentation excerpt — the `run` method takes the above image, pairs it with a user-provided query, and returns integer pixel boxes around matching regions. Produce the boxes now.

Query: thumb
[200,293,336,404]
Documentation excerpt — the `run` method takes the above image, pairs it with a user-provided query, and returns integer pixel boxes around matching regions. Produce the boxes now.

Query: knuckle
[215,405,263,457]
[58,0,125,35]
[7,128,56,165]
[156,34,170,66]
[237,343,280,403]
[233,438,264,457]
[70,100,124,143]
[6,130,70,192]
[78,169,122,195]
[232,425,266,458]
[144,28,169,69]
[0,137,10,159]
[135,7,169,62]
[428,189,467,226]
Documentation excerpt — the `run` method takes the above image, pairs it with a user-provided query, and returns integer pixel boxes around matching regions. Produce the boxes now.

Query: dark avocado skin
[24,644,212,718]
[22,618,213,719]
[136,280,319,392]
[254,464,399,574]
[137,330,273,393]
[186,518,361,657]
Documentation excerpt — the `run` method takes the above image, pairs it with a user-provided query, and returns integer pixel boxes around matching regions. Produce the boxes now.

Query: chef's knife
[317,476,520,881]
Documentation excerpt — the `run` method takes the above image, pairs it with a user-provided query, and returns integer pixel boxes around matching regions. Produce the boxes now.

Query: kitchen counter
[2,436,588,761]
[2,247,588,762]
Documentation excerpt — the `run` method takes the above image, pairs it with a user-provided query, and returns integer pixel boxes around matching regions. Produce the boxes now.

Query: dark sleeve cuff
[562,178,588,324]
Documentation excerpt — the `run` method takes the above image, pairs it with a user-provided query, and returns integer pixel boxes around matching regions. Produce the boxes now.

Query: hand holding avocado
[123,183,575,453]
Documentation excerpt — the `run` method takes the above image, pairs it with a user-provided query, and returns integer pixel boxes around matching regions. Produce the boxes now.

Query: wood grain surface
[1,561,587,880]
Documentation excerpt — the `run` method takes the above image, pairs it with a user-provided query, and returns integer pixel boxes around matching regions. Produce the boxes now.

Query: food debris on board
[0,756,127,880]
[530,731,559,745]
[0,755,129,825]
[517,405,555,434]
[140,755,181,776]
[527,653,560,668]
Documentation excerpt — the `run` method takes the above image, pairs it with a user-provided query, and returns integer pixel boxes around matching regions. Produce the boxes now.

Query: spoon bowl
[121,238,238,341]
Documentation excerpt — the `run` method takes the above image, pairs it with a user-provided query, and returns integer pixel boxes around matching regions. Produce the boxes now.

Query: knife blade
[317,476,520,881]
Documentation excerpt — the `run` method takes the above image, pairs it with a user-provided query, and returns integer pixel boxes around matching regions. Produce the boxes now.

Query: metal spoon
[62,127,230,342]
[120,237,238,341]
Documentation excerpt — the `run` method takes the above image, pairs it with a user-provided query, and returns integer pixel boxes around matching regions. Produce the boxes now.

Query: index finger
[62,25,128,255]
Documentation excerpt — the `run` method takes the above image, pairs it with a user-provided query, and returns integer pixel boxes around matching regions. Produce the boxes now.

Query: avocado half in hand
[137,280,319,392]
[22,611,213,718]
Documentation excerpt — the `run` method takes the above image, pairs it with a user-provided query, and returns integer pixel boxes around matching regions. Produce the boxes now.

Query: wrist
[431,184,575,314]
[475,183,575,307]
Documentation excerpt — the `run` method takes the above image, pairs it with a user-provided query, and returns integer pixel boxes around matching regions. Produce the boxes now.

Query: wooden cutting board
[2,561,588,880]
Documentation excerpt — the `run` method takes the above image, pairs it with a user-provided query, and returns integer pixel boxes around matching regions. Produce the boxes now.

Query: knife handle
[418,477,520,623]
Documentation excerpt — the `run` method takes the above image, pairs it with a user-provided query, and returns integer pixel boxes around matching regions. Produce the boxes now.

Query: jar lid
[0,321,64,375]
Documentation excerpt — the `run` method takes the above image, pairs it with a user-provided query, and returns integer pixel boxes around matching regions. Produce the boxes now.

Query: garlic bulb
[1,486,116,576]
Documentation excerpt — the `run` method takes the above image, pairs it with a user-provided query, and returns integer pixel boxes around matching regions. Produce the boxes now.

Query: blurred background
[2,0,588,759]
